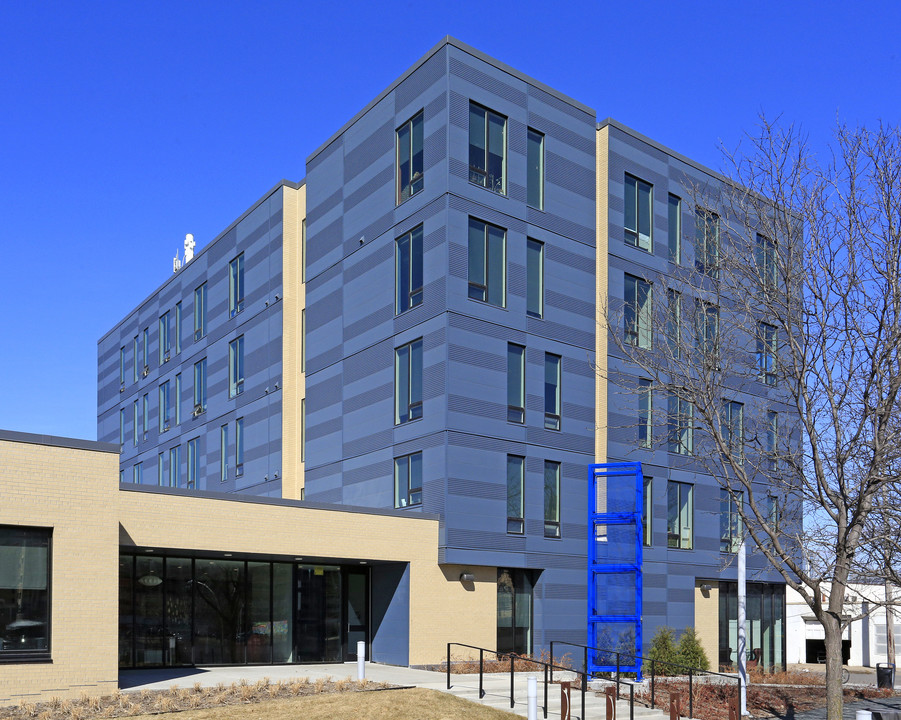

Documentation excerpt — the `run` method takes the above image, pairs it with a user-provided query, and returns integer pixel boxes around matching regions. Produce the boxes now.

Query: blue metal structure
[588,462,642,678]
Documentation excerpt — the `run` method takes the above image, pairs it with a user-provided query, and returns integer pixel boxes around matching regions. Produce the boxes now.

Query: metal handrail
[446,642,586,720]
[549,639,742,719]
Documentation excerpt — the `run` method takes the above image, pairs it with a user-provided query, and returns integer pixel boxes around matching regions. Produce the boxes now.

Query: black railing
[446,642,587,719]
[549,640,741,719]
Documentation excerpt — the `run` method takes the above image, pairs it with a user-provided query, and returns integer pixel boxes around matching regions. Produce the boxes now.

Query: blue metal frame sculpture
[587,462,643,679]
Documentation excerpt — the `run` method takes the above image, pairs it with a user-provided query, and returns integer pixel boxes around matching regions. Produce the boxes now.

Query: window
[720,490,743,553]
[396,111,424,203]
[763,495,780,532]
[544,461,561,538]
[668,395,694,455]
[507,455,524,534]
[497,568,533,655]
[175,301,182,353]
[159,312,170,364]
[638,379,652,448]
[132,400,138,447]
[695,208,719,278]
[301,219,306,283]
[395,339,423,424]
[507,343,525,423]
[766,410,778,471]
[157,452,165,486]
[169,446,180,487]
[132,336,139,382]
[695,300,719,358]
[469,102,506,193]
[668,194,681,263]
[722,400,744,461]
[194,283,207,341]
[667,481,693,549]
[666,289,681,359]
[757,322,777,386]
[527,129,544,209]
[395,226,423,313]
[133,462,143,485]
[624,274,652,348]
[187,438,200,489]
[159,380,170,432]
[229,336,244,398]
[141,393,148,441]
[119,408,125,446]
[175,373,181,425]
[236,417,244,477]
[468,218,506,306]
[301,309,305,372]
[141,328,149,373]
[119,346,126,385]
[527,238,544,318]
[193,358,207,414]
[300,398,305,463]
[756,234,778,289]
[229,254,244,317]
[394,452,422,508]
[0,526,51,661]
[544,353,561,430]
[220,424,229,482]
[643,477,653,546]
[624,174,653,252]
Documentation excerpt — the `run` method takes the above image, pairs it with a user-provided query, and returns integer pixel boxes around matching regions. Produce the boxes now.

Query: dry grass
[1,688,516,720]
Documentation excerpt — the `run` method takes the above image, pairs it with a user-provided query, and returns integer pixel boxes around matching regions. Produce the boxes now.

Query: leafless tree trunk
[603,119,901,720]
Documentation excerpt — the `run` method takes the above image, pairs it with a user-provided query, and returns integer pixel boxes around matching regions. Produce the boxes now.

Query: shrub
[646,626,680,674]
[676,626,710,671]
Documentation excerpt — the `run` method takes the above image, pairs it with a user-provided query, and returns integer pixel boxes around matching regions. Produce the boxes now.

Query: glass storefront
[0,526,51,660]
[718,581,785,670]
[497,568,533,655]
[119,554,370,668]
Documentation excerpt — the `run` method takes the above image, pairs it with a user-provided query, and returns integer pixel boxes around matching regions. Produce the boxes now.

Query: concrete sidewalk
[119,663,668,718]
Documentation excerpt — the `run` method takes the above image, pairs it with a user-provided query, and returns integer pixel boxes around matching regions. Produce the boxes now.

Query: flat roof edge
[0,429,119,453]
[119,483,441,521]
[307,36,595,165]
[97,178,304,345]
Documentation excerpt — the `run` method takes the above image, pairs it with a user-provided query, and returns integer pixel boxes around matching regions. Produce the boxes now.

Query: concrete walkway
[119,663,668,718]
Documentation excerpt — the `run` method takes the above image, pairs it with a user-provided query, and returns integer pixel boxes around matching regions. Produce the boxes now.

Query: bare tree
[605,119,901,719]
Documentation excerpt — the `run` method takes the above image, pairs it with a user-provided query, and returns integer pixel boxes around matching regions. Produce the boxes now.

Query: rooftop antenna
[184,233,195,263]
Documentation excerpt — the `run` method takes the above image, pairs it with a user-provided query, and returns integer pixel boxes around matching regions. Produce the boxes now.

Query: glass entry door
[344,568,368,660]
[295,565,342,662]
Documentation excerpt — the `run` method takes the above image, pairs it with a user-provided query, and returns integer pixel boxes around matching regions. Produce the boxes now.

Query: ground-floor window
[0,526,51,662]
[497,568,533,655]
[718,581,785,671]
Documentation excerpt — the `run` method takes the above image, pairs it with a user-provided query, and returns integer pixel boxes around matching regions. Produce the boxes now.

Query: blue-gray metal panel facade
[97,188,287,497]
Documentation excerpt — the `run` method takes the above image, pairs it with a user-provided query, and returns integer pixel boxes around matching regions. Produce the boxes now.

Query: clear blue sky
[1,2,898,440]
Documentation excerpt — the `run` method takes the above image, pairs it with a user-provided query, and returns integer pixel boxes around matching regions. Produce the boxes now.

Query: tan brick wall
[281,184,306,500]
[119,490,495,665]
[0,439,119,705]
[694,580,719,669]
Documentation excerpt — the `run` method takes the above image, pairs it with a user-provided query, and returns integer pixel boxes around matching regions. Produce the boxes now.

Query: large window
[527,238,544,318]
[666,289,681,358]
[757,322,778,386]
[132,400,139,447]
[722,400,744,462]
[643,477,653,546]
[695,300,719,358]
[497,569,532,655]
[544,461,561,538]
[624,174,653,252]
[220,424,229,483]
[0,526,51,661]
[468,218,506,307]
[507,343,525,424]
[159,381,170,432]
[720,490,743,553]
[229,336,244,398]
[169,446,180,488]
[638,378,652,448]
[719,582,785,671]
[157,452,165,486]
[229,254,244,318]
[193,358,207,415]
[141,393,148,442]
[119,408,125,446]
[507,455,524,534]
[395,226,423,314]
[133,462,143,485]
[695,208,719,278]
[194,283,207,341]
[667,481,693,549]
[132,336,139,382]
[175,373,181,425]
[624,274,652,348]
[527,129,544,209]
[141,328,149,374]
[175,301,182,354]
[396,111,424,203]
[187,437,200,489]
[756,234,778,289]
[236,417,244,478]
[159,312,170,364]
[668,193,681,263]
[395,339,423,424]
[668,395,694,455]
[469,102,506,194]
[766,411,779,471]
[394,452,422,508]
[119,346,126,385]
[544,353,561,430]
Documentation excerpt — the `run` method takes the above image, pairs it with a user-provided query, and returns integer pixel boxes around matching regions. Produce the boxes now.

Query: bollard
[527,676,538,720]
[604,686,616,720]
[855,711,872,720]
[356,640,365,681]
[560,681,571,720]
[669,691,681,720]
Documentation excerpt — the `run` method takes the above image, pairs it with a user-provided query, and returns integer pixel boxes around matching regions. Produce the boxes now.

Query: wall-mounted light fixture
[700,584,713,593]
[459,572,475,583]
